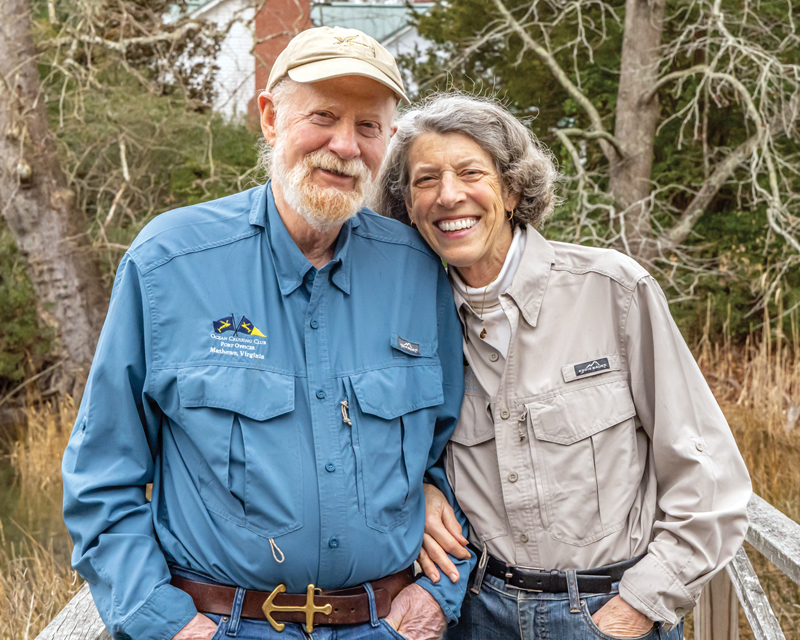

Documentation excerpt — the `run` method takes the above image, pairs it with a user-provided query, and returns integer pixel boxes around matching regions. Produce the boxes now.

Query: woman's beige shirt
[444,227,751,627]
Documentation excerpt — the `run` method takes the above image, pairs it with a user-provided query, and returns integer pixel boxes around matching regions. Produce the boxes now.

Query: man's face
[260,76,397,230]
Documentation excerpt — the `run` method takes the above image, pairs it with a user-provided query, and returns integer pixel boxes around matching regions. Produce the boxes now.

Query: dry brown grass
[697,302,800,638]
[0,312,799,639]
[0,395,81,640]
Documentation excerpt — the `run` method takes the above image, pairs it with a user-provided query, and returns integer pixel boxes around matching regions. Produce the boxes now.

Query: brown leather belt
[171,567,414,629]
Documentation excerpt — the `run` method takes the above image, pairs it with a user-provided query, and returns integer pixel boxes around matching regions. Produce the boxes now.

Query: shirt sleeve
[62,254,197,640]
[415,265,476,624]
[618,275,751,627]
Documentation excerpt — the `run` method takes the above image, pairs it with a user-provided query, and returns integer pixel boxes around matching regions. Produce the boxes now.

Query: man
[62,27,472,640]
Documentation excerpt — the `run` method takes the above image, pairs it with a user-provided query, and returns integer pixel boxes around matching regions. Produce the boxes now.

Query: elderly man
[62,27,471,640]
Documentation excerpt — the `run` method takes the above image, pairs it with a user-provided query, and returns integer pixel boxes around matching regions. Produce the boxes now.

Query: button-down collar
[251,181,359,296]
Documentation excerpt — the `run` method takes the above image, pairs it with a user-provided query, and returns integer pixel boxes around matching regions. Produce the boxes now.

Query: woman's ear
[404,193,414,222]
[503,189,521,214]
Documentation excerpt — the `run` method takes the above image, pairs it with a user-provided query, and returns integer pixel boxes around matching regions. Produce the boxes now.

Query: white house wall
[196,0,256,121]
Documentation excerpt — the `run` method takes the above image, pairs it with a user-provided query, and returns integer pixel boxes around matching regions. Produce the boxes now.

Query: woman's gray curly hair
[375,93,559,228]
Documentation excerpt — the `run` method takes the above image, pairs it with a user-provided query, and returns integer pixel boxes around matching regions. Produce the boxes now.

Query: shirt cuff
[618,553,696,628]
[415,548,476,626]
[121,583,198,640]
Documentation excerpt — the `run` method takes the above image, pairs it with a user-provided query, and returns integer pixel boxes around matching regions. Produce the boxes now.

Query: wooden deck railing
[35,494,800,640]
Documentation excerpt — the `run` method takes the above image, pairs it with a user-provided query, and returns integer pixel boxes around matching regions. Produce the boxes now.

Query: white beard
[270,140,375,233]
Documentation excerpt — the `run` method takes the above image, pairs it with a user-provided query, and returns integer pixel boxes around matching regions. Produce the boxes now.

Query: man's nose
[437,172,465,208]
[327,122,360,160]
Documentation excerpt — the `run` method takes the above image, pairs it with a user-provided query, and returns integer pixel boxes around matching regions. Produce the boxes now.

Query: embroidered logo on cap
[334,35,376,57]
[574,358,610,377]
[397,337,420,355]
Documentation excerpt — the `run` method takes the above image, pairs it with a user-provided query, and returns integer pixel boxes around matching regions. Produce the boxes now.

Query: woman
[377,94,750,640]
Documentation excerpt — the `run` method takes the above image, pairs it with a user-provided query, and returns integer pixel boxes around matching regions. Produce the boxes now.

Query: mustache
[303,149,372,183]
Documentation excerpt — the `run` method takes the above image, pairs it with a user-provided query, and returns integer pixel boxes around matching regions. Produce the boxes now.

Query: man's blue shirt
[62,183,472,640]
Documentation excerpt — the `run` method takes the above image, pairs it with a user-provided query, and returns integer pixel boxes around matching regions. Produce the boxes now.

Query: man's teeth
[437,218,477,232]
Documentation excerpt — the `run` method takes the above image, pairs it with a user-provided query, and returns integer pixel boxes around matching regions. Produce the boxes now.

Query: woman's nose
[437,173,465,208]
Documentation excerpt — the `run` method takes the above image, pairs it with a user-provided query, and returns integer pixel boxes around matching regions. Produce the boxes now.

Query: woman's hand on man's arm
[419,484,471,584]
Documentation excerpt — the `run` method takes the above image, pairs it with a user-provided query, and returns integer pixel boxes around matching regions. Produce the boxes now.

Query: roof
[310,2,434,44]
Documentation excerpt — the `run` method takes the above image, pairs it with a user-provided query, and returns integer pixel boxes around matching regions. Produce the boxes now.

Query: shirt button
[694,441,705,452]
[675,607,685,617]
[328,537,339,549]
[520,533,529,543]
[325,462,335,473]
[508,471,519,483]
[310,319,319,330]
[316,389,326,400]
[489,353,499,362]
[500,409,510,420]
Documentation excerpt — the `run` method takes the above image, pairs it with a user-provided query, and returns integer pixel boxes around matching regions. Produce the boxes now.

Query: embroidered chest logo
[210,313,267,360]
[574,357,610,377]
[397,337,420,355]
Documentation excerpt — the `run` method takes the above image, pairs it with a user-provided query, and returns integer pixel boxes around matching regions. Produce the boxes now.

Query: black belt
[468,543,643,594]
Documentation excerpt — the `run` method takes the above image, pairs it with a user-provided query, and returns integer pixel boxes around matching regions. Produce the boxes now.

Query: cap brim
[288,58,410,105]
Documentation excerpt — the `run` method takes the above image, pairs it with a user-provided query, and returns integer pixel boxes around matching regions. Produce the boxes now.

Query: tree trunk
[609,0,666,260]
[0,0,107,397]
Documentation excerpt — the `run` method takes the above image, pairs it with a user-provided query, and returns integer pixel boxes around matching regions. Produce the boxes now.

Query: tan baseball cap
[267,26,410,104]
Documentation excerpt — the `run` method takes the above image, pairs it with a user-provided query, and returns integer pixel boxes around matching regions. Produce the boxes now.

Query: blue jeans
[446,573,684,640]
[171,567,405,640]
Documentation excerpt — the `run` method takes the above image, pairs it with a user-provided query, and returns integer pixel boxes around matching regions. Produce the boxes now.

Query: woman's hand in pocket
[592,596,654,637]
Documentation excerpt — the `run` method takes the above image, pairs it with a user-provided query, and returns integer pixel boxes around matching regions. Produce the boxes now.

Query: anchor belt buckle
[261,583,333,633]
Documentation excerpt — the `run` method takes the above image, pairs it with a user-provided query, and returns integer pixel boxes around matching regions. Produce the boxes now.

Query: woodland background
[0,0,798,638]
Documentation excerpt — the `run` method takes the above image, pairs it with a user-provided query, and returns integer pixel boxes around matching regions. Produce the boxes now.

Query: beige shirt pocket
[525,379,639,546]
[446,393,509,542]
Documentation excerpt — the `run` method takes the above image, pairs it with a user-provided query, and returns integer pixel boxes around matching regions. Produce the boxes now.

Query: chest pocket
[344,364,444,532]
[525,378,638,546]
[177,365,301,539]
[447,391,508,542]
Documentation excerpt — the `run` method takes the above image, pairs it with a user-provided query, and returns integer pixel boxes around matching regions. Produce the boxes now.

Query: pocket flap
[450,394,494,446]
[178,366,294,421]
[527,380,635,445]
[350,365,443,419]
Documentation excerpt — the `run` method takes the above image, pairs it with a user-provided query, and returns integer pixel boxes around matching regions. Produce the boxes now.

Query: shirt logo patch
[209,312,267,360]
[397,337,420,355]
[212,313,265,337]
[574,358,610,377]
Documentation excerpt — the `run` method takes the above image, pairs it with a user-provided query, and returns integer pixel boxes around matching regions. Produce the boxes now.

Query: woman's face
[405,132,518,285]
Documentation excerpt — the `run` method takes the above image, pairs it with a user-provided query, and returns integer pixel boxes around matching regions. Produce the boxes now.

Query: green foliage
[401,0,800,343]
[0,227,53,388]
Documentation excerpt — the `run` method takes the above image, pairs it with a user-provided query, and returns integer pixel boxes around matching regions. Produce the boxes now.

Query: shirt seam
[128,254,159,390]
[134,229,262,275]
[550,263,643,291]
[352,227,438,262]
[619,274,649,367]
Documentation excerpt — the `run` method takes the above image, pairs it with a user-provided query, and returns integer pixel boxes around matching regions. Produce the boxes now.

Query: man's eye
[311,112,334,121]
[415,176,436,186]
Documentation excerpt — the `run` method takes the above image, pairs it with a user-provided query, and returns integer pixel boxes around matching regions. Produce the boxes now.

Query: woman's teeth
[437,218,477,232]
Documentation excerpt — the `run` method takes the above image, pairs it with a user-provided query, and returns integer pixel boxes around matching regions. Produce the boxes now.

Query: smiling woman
[376,93,751,640]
